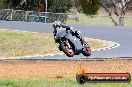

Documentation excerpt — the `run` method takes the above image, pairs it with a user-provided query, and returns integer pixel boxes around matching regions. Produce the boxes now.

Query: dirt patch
[0,59,132,79]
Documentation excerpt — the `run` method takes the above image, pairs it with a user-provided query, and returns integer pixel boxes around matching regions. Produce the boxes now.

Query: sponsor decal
[84,73,131,82]
[76,64,131,84]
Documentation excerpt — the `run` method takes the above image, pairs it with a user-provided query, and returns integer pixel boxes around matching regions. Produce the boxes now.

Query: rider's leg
[76,35,84,44]
[76,35,90,48]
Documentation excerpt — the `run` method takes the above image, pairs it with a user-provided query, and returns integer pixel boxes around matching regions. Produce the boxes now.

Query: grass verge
[0,78,131,87]
[0,30,106,57]
[0,60,131,87]
[66,13,132,27]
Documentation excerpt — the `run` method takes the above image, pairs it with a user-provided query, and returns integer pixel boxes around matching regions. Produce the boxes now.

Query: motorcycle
[54,27,91,57]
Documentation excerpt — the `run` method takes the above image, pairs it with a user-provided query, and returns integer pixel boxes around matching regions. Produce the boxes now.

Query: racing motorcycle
[54,27,91,57]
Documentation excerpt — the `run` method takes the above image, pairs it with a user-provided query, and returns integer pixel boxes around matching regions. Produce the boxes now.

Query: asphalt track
[0,21,132,59]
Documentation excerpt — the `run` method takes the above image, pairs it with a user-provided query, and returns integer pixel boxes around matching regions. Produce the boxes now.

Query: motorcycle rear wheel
[60,41,75,57]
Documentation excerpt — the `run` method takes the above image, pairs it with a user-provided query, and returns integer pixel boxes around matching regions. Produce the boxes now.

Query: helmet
[53,21,61,28]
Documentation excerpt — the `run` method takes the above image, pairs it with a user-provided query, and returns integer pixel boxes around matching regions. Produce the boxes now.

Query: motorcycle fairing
[56,27,67,40]
[65,33,83,52]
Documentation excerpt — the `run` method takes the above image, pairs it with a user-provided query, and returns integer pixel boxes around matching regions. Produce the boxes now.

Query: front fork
[61,40,71,48]
[58,39,71,51]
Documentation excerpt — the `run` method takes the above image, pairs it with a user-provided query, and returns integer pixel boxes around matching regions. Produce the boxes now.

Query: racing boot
[80,38,89,48]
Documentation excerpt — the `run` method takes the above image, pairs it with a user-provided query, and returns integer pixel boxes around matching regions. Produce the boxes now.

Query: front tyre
[60,41,75,57]
[82,47,91,57]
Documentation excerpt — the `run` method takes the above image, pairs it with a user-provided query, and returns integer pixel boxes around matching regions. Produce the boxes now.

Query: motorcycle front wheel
[60,41,75,57]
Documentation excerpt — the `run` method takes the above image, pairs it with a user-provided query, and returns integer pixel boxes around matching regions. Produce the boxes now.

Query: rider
[53,21,85,44]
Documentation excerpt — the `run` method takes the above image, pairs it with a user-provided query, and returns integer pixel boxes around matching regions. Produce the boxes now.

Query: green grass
[0,30,105,58]
[66,13,116,26]
[124,17,132,27]
[85,38,106,50]
[66,13,132,27]
[0,30,59,57]
[0,78,131,87]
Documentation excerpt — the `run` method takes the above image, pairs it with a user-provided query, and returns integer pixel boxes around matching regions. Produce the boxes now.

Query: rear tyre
[60,41,75,57]
[58,45,62,51]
